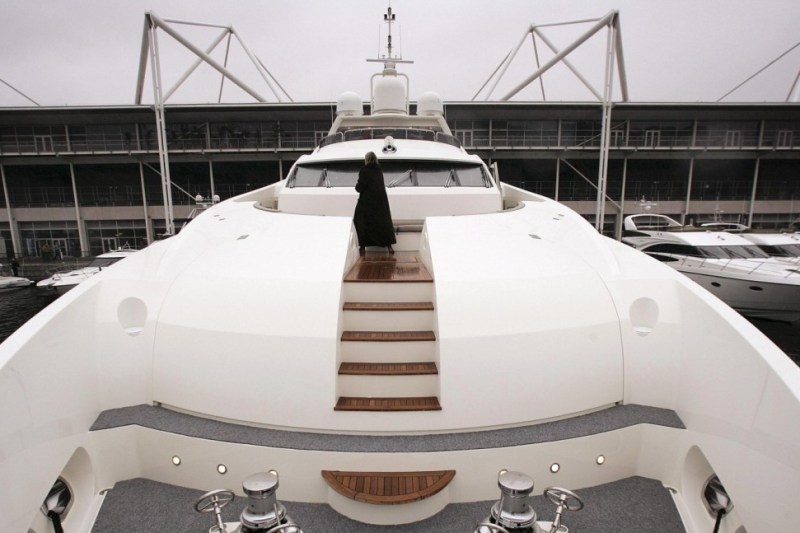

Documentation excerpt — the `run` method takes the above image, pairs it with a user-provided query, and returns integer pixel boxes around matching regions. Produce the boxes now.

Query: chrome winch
[195,470,303,533]
[474,470,583,533]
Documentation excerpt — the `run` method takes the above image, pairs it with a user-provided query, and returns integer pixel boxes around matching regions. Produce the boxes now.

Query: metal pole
[748,158,761,226]
[148,23,176,236]
[554,156,560,202]
[530,32,546,100]
[487,27,532,100]
[208,161,216,199]
[682,157,695,226]
[231,28,282,101]
[501,11,617,101]
[68,163,88,256]
[614,15,630,102]
[595,17,617,233]
[255,56,294,102]
[139,163,153,245]
[164,27,230,102]
[788,68,800,102]
[616,156,628,240]
[532,28,601,100]
[218,32,233,103]
[471,49,512,101]
[0,163,20,256]
[135,16,152,104]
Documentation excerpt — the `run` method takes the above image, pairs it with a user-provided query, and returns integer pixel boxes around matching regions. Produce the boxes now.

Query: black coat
[354,163,396,247]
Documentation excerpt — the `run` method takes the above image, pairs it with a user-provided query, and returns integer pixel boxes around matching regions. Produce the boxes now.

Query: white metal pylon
[135,11,292,105]
[134,11,292,236]
[473,11,628,233]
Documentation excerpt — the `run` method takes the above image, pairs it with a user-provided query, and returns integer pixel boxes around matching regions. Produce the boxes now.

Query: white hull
[0,276,33,292]
[680,269,800,322]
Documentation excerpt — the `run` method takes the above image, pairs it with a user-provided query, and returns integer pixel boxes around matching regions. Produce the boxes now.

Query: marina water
[2,287,798,366]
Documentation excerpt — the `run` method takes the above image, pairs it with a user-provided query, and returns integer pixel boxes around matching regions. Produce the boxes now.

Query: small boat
[3,7,800,533]
[623,213,800,322]
[0,275,33,292]
[36,247,137,294]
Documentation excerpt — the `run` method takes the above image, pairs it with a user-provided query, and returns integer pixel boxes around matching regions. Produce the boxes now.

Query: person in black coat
[354,151,396,256]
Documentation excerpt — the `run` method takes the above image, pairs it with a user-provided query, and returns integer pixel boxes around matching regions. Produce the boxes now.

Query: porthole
[748,286,763,291]
[710,282,721,287]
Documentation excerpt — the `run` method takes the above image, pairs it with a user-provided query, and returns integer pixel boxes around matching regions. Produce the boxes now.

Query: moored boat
[36,247,138,295]
[623,213,800,322]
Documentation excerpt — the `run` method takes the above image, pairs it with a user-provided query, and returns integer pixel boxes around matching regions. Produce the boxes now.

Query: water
[1,288,798,367]
[0,287,59,343]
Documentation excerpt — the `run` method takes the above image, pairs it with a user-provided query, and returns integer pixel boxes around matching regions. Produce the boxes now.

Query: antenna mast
[367,3,413,70]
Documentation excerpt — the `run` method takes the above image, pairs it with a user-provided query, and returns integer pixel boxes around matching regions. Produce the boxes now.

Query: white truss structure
[134,11,291,235]
[474,11,628,232]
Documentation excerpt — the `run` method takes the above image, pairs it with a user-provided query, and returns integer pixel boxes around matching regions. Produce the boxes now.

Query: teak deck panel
[341,331,436,342]
[343,301,434,311]
[321,470,456,505]
[344,253,433,282]
[334,396,442,411]
[338,362,438,375]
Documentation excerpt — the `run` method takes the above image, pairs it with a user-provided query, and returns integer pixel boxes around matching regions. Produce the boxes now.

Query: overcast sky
[1,0,799,107]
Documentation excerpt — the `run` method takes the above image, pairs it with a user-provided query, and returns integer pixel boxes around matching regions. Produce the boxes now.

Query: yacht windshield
[289,161,490,188]
[643,243,770,259]
[758,244,800,257]
[701,245,770,259]
[88,257,124,268]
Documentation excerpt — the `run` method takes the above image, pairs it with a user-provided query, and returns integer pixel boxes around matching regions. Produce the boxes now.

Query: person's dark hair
[365,151,378,165]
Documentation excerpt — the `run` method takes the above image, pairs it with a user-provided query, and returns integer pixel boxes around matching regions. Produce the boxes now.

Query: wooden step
[339,362,438,375]
[343,301,434,311]
[334,396,442,411]
[344,254,433,282]
[321,470,456,505]
[341,331,436,342]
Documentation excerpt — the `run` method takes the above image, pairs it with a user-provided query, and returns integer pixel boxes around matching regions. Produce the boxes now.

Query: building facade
[1,101,799,258]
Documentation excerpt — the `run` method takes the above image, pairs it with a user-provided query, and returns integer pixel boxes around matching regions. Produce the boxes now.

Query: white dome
[417,91,444,116]
[373,75,407,115]
[335,92,363,117]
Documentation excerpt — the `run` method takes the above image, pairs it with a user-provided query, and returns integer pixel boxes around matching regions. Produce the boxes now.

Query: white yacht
[0,274,33,292]
[623,213,800,322]
[36,247,137,295]
[3,9,800,533]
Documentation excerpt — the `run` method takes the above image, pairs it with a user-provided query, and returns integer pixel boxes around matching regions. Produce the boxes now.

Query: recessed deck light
[171,455,181,466]
[217,464,227,475]
[550,463,560,473]
[596,454,606,465]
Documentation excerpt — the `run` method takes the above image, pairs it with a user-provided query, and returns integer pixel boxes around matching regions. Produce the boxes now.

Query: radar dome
[373,75,407,115]
[417,92,444,117]
[336,92,363,117]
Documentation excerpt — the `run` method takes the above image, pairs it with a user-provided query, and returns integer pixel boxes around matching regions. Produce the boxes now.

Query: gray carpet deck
[90,403,684,453]
[91,476,685,532]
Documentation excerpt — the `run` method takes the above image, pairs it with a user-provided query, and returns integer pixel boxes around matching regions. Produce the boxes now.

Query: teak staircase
[336,240,439,412]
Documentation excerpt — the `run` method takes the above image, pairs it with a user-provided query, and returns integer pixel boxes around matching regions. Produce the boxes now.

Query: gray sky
[1,0,799,107]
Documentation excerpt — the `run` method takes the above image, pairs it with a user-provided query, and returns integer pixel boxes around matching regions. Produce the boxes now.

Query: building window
[34,135,54,153]
[725,130,742,148]
[777,130,793,147]
[455,130,473,146]
[644,130,660,147]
